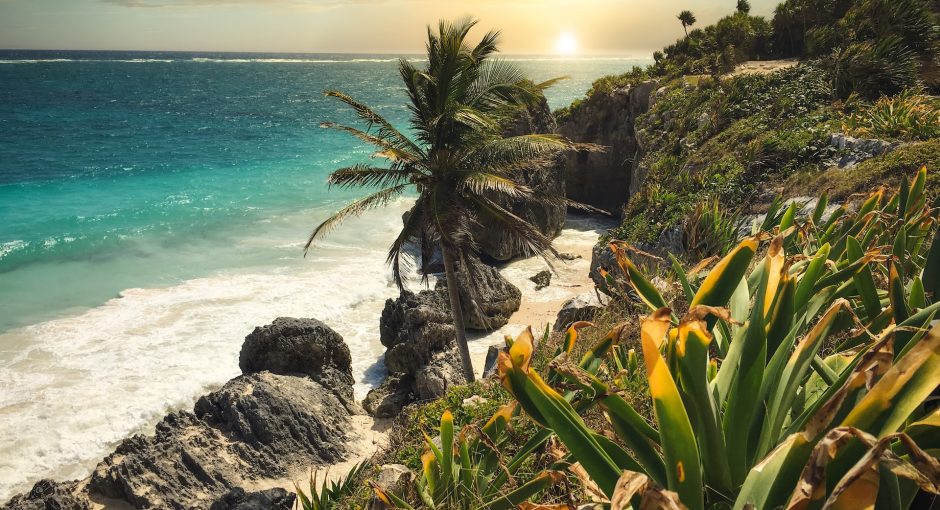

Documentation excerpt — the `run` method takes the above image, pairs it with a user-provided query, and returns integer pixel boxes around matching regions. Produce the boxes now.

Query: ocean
[0,50,648,500]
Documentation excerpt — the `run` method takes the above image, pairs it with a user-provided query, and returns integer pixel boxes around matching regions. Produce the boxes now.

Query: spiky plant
[499,166,940,509]
[306,18,589,381]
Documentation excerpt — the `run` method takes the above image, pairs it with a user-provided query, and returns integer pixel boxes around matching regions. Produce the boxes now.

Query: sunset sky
[1,0,778,55]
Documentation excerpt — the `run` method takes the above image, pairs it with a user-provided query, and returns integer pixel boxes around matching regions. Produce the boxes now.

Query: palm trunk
[441,244,476,382]
[683,25,688,37]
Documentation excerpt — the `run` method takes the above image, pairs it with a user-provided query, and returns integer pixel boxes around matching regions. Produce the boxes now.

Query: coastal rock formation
[474,95,567,261]
[436,256,521,331]
[88,370,354,509]
[4,318,358,510]
[553,293,603,331]
[380,289,456,376]
[240,317,354,402]
[558,80,659,214]
[368,256,518,416]
[1,480,88,510]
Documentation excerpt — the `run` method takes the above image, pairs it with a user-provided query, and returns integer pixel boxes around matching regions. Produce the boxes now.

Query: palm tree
[736,0,751,14]
[678,10,697,37]
[305,18,588,382]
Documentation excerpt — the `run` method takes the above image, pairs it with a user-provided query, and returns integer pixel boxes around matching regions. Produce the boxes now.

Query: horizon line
[0,48,656,59]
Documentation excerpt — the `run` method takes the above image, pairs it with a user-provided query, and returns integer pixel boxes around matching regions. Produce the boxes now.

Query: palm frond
[323,90,423,156]
[319,122,421,164]
[460,172,533,198]
[327,164,416,190]
[304,184,409,253]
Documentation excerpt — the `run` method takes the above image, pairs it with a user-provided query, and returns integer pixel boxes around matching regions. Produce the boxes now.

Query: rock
[590,242,620,290]
[380,289,455,376]
[657,226,685,256]
[371,256,519,415]
[363,374,414,419]
[530,270,552,290]
[375,464,413,497]
[1,480,88,510]
[209,488,294,510]
[697,111,711,131]
[558,80,659,214]
[414,348,468,401]
[462,395,488,408]
[553,293,603,332]
[239,317,354,402]
[481,343,505,379]
[88,371,355,509]
[558,252,581,260]
[435,257,521,331]
[475,95,567,261]
[829,133,902,168]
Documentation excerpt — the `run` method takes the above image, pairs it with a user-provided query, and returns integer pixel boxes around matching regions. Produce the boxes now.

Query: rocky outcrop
[558,80,659,214]
[553,293,603,331]
[829,133,901,168]
[379,289,456,376]
[437,257,521,331]
[1,480,88,510]
[367,257,518,416]
[240,317,354,402]
[4,318,358,510]
[474,96,567,261]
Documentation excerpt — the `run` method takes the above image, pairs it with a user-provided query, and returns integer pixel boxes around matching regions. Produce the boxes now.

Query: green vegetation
[293,462,366,510]
[308,18,583,381]
[497,167,940,509]
[842,89,940,141]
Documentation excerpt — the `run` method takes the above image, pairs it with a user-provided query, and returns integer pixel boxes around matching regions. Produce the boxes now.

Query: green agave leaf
[641,309,704,510]
[691,238,758,308]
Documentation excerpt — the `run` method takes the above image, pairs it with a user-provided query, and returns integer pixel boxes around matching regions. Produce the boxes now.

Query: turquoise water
[0,50,648,500]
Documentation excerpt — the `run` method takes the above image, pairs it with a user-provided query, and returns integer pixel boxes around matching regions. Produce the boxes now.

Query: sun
[554,33,577,56]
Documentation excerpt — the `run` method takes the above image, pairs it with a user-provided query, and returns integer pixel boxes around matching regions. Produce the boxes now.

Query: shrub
[682,199,744,259]
[828,36,921,99]
[842,89,940,141]
[294,462,367,510]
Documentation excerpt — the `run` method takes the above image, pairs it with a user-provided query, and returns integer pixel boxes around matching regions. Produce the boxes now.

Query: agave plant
[373,406,564,509]
[498,166,940,509]
[294,461,367,510]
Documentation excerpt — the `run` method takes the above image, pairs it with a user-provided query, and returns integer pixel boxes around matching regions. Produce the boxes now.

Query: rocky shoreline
[2,215,611,510]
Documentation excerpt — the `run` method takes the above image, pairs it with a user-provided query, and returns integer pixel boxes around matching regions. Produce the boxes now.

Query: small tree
[736,0,751,14]
[678,10,697,37]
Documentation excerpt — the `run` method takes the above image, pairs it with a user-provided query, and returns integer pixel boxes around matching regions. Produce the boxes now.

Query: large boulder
[239,317,354,401]
[558,80,658,214]
[88,371,354,509]
[474,96,567,261]
[369,257,517,416]
[3,319,360,510]
[414,348,468,401]
[380,289,455,376]
[436,256,521,331]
